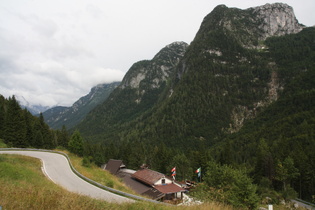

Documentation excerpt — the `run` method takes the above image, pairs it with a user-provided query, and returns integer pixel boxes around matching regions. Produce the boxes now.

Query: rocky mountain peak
[196,3,304,49]
[120,41,188,90]
[250,3,304,40]
[153,41,188,62]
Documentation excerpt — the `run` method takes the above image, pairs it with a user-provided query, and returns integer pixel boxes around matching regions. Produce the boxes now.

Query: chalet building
[103,160,186,202]
[131,168,186,201]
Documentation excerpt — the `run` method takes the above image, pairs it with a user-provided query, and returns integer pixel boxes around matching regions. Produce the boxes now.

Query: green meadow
[0,151,232,210]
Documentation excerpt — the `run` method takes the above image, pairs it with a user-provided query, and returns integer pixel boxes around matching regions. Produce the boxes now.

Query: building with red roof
[132,168,186,201]
[104,160,186,202]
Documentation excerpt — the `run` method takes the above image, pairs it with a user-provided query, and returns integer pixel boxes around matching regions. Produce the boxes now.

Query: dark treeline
[0,95,69,149]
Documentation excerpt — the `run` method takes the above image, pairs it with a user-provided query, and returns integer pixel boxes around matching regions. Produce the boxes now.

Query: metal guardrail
[294,198,315,208]
[0,148,163,204]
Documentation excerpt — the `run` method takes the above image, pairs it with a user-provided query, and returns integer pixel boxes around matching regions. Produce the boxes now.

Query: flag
[196,167,201,177]
[171,166,176,179]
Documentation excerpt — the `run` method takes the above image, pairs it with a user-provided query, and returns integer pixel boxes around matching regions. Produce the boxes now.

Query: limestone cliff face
[178,3,304,78]
[120,42,188,90]
[251,3,304,40]
[75,42,189,137]
[225,4,303,133]
[120,42,188,103]
[177,3,306,134]
[197,3,303,49]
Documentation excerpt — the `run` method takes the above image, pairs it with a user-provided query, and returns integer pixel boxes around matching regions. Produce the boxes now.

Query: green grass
[0,154,109,209]
[0,154,147,209]
[59,150,136,194]
[0,153,233,210]
[0,139,7,148]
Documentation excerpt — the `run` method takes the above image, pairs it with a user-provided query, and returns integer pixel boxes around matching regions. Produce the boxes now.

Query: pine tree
[275,157,300,191]
[68,130,84,156]
[22,109,34,147]
[56,125,69,148]
[169,153,192,180]
[4,96,27,147]
[32,118,44,148]
[0,96,5,139]
[34,130,44,148]
[255,138,275,181]
[39,113,53,149]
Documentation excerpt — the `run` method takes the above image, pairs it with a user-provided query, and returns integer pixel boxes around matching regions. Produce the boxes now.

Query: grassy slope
[59,149,136,194]
[0,150,232,210]
[0,139,7,148]
[0,154,116,209]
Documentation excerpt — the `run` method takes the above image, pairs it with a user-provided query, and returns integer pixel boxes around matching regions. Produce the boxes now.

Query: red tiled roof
[132,168,164,186]
[154,183,186,194]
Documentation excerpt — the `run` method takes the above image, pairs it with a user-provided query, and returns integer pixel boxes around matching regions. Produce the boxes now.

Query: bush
[258,177,281,204]
[81,156,92,168]
[199,161,259,209]
[281,186,298,201]
[106,180,114,188]
[0,139,7,148]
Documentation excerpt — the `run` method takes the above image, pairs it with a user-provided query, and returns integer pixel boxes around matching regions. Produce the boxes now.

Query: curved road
[0,150,133,203]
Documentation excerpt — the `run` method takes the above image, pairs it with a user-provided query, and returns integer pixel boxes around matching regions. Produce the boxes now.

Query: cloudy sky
[1,0,314,107]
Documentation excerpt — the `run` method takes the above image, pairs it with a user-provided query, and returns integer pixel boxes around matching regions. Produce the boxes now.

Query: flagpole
[196,167,201,182]
[171,166,176,181]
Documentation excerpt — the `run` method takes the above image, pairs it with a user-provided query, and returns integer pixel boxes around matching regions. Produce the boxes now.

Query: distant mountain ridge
[42,82,120,129]
[76,41,188,138]
[16,95,51,115]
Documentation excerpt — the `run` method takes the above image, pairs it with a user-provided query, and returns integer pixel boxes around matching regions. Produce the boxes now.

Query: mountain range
[72,3,315,200]
[76,41,188,139]
[16,95,51,115]
[16,3,314,201]
[76,3,306,144]
[42,82,120,129]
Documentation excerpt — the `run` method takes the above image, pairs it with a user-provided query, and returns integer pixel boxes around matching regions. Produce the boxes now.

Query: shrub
[196,161,259,209]
[81,156,92,168]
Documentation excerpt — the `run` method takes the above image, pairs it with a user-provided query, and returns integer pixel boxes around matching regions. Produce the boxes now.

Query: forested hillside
[74,3,315,205]
[76,42,188,139]
[212,27,315,201]
[43,82,120,129]
[0,95,69,148]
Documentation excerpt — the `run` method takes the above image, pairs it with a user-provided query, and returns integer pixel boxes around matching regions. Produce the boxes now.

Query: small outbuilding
[104,159,126,175]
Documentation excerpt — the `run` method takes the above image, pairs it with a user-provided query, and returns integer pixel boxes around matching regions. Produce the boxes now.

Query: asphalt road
[0,150,133,203]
